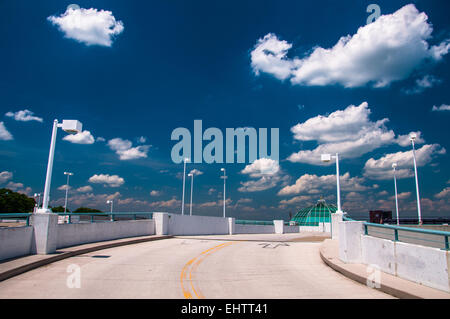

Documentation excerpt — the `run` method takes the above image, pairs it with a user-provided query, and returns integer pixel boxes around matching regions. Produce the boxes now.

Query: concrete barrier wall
[167,214,229,235]
[234,224,275,234]
[56,220,155,249]
[340,220,450,292]
[0,226,34,261]
[284,225,300,233]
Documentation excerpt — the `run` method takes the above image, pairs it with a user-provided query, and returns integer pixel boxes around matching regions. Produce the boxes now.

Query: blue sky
[0,0,449,220]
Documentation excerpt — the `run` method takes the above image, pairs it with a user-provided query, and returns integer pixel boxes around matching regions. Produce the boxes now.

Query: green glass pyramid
[290,198,337,226]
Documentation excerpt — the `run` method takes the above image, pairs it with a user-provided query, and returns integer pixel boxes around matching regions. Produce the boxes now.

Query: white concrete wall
[361,235,396,275]
[56,220,155,249]
[234,224,275,234]
[299,224,330,232]
[284,225,300,233]
[0,226,34,261]
[339,221,364,263]
[167,214,229,235]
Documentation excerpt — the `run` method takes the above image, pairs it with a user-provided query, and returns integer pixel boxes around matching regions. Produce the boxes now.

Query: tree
[73,207,102,213]
[51,206,69,213]
[0,188,36,214]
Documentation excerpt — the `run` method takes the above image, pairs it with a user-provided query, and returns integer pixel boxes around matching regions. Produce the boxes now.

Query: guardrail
[235,219,273,225]
[56,212,154,223]
[0,213,32,226]
[342,214,449,250]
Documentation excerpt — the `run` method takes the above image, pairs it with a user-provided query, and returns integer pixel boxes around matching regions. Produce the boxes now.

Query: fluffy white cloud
[0,171,13,184]
[76,185,93,193]
[150,190,162,197]
[278,172,369,196]
[5,109,43,122]
[363,144,446,180]
[239,158,286,192]
[108,138,150,160]
[402,75,441,94]
[288,102,396,165]
[279,195,312,206]
[0,122,13,140]
[188,169,203,176]
[6,181,32,195]
[241,158,280,177]
[432,104,450,112]
[395,131,424,147]
[390,192,411,200]
[63,130,95,144]
[88,174,124,187]
[251,4,450,88]
[435,187,450,199]
[58,185,71,191]
[48,6,124,47]
[149,198,181,209]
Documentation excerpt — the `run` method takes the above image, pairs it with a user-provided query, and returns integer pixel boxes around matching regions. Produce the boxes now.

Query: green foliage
[0,188,36,214]
[51,205,69,213]
[73,207,102,213]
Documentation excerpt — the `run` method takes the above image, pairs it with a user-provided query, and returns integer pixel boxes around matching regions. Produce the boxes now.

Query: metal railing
[342,214,449,250]
[56,212,154,223]
[0,213,32,226]
[235,219,273,226]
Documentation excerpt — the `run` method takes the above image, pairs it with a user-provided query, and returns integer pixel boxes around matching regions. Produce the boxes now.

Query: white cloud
[48,6,124,47]
[0,122,13,140]
[76,185,93,193]
[5,109,43,122]
[435,187,450,199]
[138,136,147,143]
[395,131,424,147]
[58,185,71,191]
[238,158,287,192]
[88,174,124,187]
[63,130,95,144]
[251,4,450,88]
[188,169,203,176]
[241,158,280,177]
[278,172,369,196]
[149,197,181,209]
[288,102,396,164]
[402,75,441,94]
[150,190,162,197]
[279,195,312,206]
[0,171,13,184]
[363,144,446,180]
[107,138,150,160]
[390,192,411,200]
[96,137,106,142]
[432,104,450,112]
[6,181,32,195]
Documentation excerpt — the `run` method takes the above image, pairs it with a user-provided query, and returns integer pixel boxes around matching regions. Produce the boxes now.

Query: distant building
[290,198,337,232]
[369,210,392,224]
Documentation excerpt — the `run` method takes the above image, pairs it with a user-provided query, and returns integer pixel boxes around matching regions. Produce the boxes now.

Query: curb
[0,235,173,282]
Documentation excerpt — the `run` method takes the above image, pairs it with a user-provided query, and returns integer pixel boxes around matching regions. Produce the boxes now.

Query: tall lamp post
[410,133,422,225]
[220,168,226,218]
[107,200,114,221]
[321,153,343,214]
[392,163,399,225]
[34,193,42,212]
[38,119,83,213]
[181,157,189,215]
[63,172,74,214]
[188,173,194,216]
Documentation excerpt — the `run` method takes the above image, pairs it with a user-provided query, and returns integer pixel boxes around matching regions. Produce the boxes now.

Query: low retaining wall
[0,226,34,261]
[56,220,155,249]
[284,225,301,233]
[166,214,229,235]
[234,224,274,234]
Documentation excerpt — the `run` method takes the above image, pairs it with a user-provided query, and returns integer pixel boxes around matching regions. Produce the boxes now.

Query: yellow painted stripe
[180,241,235,299]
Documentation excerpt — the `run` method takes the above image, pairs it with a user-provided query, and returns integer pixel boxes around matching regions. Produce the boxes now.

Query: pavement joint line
[0,235,173,282]
[319,239,450,299]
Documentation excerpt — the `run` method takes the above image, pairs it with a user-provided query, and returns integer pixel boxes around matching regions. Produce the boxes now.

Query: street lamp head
[392,163,397,169]
[184,157,190,163]
[321,154,332,162]
[64,172,73,175]
[61,120,83,134]
[221,168,225,172]
[106,200,112,204]
[409,133,417,141]
[188,173,192,177]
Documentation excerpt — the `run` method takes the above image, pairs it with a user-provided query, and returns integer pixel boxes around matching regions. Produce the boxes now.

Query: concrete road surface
[0,234,393,298]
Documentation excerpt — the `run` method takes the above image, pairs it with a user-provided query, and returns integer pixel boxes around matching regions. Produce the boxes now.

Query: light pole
[221,168,226,218]
[181,157,189,215]
[107,200,113,221]
[63,172,73,214]
[188,173,194,216]
[410,133,422,225]
[392,163,399,225]
[34,193,42,212]
[38,119,83,213]
[321,153,342,213]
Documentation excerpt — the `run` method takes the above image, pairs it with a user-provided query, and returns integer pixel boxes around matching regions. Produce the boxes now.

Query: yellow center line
[180,241,236,299]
